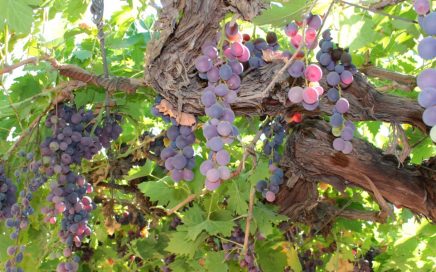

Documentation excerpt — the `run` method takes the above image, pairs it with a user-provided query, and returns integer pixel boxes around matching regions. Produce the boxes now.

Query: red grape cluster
[160,124,196,182]
[256,117,285,202]
[222,227,260,272]
[316,29,357,154]
[39,104,121,272]
[195,23,244,190]
[414,0,436,142]
[0,165,17,221]
[285,14,325,111]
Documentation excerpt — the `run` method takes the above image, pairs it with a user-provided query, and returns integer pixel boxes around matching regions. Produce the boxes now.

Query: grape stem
[166,194,196,215]
[242,186,255,257]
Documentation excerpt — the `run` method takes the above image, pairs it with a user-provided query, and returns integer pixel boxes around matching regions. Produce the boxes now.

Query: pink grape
[225,22,239,40]
[218,166,231,180]
[265,191,276,202]
[284,22,298,37]
[224,47,236,60]
[418,87,436,108]
[418,36,436,60]
[314,86,324,96]
[231,42,244,57]
[195,55,212,72]
[414,0,430,15]
[291,34,303,48]
[200,160,214,175]
[302,87,319,104]
[417,69,436,89]
[288,86,304,103]
[206,168,220,182]
[422,12,436,35]
[335,98,350,113]
[342,141,353,154]
[305,28,317,43]
[333,138,345,151]
[422,105,436,126]
[238,46,251,62]
[304,64,322,82]
[340,70,353,85]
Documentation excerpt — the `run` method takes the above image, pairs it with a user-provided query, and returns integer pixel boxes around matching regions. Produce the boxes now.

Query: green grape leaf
[253,0,311,27]
[138,177,189,208]
[255,239,288,272]
[166,231,206,258]
[205,251,228,272]
[125,160,155,181]
[0,0,34,34]
[252,202,287,236]
[187,219,235,241]
[226,178,250,215]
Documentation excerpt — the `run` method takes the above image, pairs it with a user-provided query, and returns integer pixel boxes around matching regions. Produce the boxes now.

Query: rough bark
[145,0,426,132]
[145,0,435,223]
[276,120,436,222]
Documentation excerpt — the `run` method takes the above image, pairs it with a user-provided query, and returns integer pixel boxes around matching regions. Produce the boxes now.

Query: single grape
[335,98,350,113]
[422,12,436,35]
[418,88,436,108]
[230,42,244,57]
[218,166,231,180]
[265,191,276,202]
[302,87,319,104]
[333,138,345,151]
[342,140,353,154]
[304,64,323,82]
[320,53,332,66]
[423,105,436,126]
[207,67,220,83]
[330,113,344,127]
[287,60,305,78]
[418,36,436,60]
[217,122,233,137]
[205,103,224,119]
[326,71,340,86]
[216,150,230,166]
[302,101,319,111]
[227,74,241,90]
[308,15,322,30]
[305,28,317,44]
[327,88,340,102]
[206,168,220,182]
[195,55,212,73]
[417,69,436,89]
[288,86,304,103]
[215,84,229,97]
[341,127,354,141]
[207,137,224,152]
[414,0,430,15]
[202,45,218,59]
[200,160,214,176]
[430,125,436,142]
[340,70,353,85]
[284,23,298,37]
[256,180,268,192]
[219,64,233,81]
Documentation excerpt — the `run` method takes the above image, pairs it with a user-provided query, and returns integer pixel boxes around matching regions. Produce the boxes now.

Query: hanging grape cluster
[195,22,246,190]
[315,29,357,153]
[414,0,436,142]
[0,165,17,221]
[256,117,285,202]
[38,104,121,272]
[222,227,260,272]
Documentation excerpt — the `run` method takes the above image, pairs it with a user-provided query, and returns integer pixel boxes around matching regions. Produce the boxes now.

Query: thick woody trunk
[145,0,435,223]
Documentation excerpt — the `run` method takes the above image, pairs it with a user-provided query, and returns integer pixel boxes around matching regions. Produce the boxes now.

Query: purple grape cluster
[39,104,121,272]
[414,1,436,143]
[4,152,47,272]
[255,118,285,202]
[195,24,244,190]
[315,29,357,153]
[160,124,196,182]
[243,31,280,68]
[0,165,17,221]
[94,115,122,148]
[222,227,260,272]
[316,29,357,84]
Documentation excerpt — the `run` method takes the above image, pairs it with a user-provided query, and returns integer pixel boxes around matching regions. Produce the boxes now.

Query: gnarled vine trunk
[145,0,436,223]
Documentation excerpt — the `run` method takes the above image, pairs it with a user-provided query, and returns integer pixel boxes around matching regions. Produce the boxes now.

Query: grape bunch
[160,124,196,182]
[243,31,280,68]
[195,23,243,190]
[4,152,47,272]
[222,227,260,272]
[284,13,323,53]
[315,29,357,153]
[414,0,436,142]
[0,165,17,221]
[287,65,324,111]
[94,114,123,148]
[39,104,121,272]
[255,118,286,202]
